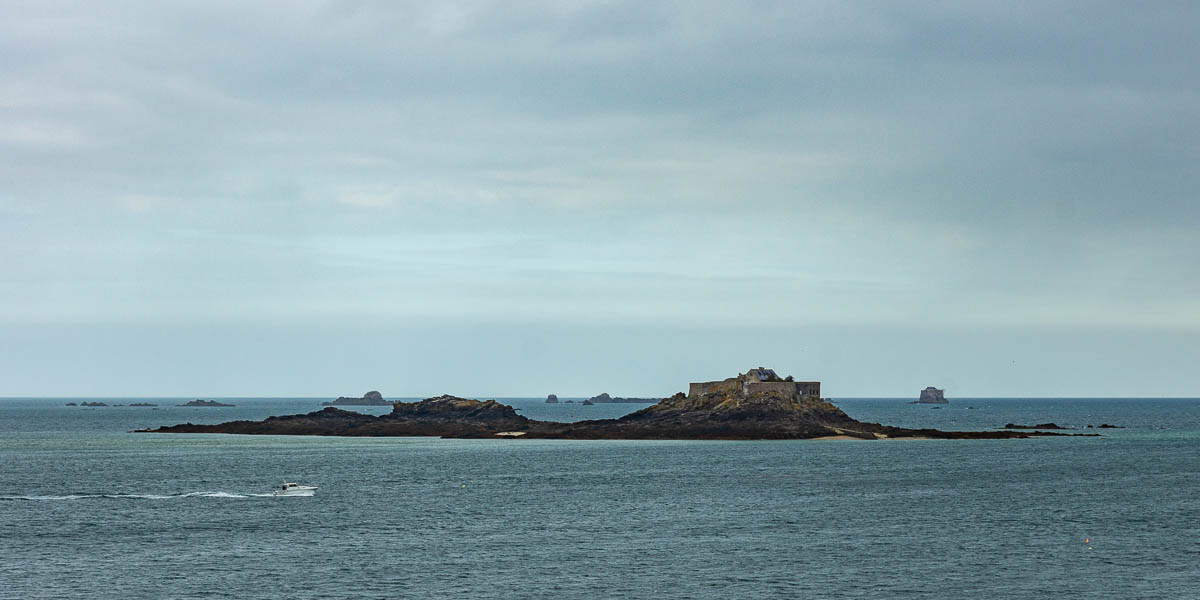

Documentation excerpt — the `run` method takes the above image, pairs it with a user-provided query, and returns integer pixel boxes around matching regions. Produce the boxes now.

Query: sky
[1,1,1198,397]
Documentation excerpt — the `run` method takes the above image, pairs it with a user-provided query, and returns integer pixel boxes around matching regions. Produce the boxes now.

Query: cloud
[0,121,87,148]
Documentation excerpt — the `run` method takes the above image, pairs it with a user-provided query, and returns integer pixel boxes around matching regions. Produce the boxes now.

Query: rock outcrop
[323,391,393,406]
[145,395,531,438]
[587,393,657,403]
[140,376,1098,441]
[527,391,861,440]
[1004,423,1070,430]
[917,387,948,404]
[545,394,559,404]
[178,399,235,407]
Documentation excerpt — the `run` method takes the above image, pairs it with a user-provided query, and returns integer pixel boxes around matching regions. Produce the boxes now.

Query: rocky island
[545,394,558,404]
[587,393,658,403]
[915,387,948,404]
[178,399,235,407]
[139,368,1097,441]
[323,391,393,406]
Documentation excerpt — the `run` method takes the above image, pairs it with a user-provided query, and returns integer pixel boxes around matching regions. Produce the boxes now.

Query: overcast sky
[2,1,1198,397]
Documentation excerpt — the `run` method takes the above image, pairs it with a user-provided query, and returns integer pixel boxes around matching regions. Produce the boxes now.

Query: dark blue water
[2,398,1197,599]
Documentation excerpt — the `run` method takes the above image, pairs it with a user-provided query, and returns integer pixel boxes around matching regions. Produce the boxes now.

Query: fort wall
[745,381,822,399]
[745,381,797,397]
[690,374,822,400]
[688,378,741,398]
[795,382,821,398]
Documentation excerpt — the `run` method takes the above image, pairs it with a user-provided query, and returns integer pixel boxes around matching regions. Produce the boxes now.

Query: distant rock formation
[178,399,235,407]
[545,394,559,404]
[323,391,392,406]
[1004,423,1070,430]
[581,399,594,405]
[140,369,1098,441]
[587,392,657,403]
[917,387,948,404]
[145,395,532,438]
[65,402,78,406]
[79,402,107,407]
[128,403,158,407]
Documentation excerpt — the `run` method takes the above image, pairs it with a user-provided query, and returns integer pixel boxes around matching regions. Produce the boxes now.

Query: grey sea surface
[1,397,1197,599]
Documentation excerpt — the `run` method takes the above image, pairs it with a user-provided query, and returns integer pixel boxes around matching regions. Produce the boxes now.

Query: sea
[1,397,1197,599]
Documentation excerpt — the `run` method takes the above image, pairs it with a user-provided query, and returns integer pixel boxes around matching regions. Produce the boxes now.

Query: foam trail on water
[176,491,251,499]
[1,495,94,501]
[0,490,300,501]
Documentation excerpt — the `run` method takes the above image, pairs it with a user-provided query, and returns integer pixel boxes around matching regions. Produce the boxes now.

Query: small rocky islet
[177,399,236,407]
[139,368,1099,441]
[69,402,158,407]
[1004,422,1125,430]
[586,393,659,404]
[323,391,394,406]
[914,387,948,404]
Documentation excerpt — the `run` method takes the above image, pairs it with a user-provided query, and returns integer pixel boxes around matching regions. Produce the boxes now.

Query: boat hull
[272,483,318,497]
[272,489,316,497]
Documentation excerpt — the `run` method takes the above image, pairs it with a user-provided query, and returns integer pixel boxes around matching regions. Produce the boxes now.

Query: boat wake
[0,490,305,501]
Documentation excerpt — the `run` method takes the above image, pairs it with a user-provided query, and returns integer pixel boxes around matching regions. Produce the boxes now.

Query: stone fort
[688,367,821,400]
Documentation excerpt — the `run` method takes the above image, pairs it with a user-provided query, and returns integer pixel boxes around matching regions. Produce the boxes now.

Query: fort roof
[748,367,778,381]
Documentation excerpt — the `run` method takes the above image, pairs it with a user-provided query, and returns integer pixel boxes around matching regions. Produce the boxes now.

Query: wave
[0,490,304,501]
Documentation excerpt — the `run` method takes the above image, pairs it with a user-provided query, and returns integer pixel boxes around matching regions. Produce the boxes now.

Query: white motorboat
[272,481,318,496]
